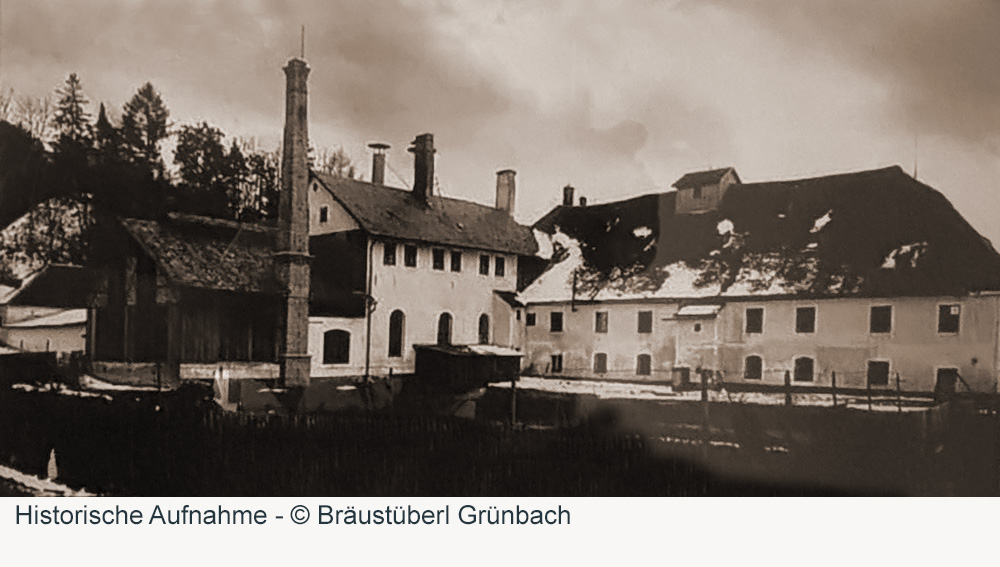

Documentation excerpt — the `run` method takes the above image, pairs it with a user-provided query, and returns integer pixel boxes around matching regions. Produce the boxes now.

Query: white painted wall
[305,179,523,378]
[522,294,1000,393]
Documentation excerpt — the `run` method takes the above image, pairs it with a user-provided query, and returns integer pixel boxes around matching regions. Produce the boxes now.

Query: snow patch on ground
[80,375,165,392]
[13,382,113,401]
[0,464,94,497]
[493,377,932,412]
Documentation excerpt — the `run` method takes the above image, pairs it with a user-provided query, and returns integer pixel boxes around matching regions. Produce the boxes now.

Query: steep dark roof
[673,167,739,189]
[6,264,92,307]
[527,166,1000,300]
[312,172,537,256]
[121,216,282,294]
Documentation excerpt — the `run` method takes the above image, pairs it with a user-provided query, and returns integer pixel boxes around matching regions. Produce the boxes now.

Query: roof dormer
[672,167,740,215]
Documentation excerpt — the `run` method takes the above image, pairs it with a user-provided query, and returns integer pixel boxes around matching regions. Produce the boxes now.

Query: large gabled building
[519,166,1000,395]
[305,138,537,380]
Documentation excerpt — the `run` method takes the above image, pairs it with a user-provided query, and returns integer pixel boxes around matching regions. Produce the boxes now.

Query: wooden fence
[0,385,835,497]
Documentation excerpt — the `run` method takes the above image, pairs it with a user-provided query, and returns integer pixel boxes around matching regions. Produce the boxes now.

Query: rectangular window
[495,256,506,277]
[404,245,418,267]
[867,361,890,387]
[595,311,608,333]
[938,304,960,334]
[319,206,329,224]
[744,356,763,380]
[637,311,653,334]
[432,249,445,271]
[525,313,536,327]
[479,254,490,275]
[594,353,608,374]
[550,311,563,333]
[795,307,816,334]
[692,186,703,200]
[550,354,563,373]
[745,307,763,334]
[450,251,462,272]
[793,357,814,382]
[637,354,652,376]
[870,305,892,334]
[383,242,396,266]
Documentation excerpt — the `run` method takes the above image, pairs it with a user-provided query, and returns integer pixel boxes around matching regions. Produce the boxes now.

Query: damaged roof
[523,166,1000,302]
[312,172,537,256]
[121,216,282,294]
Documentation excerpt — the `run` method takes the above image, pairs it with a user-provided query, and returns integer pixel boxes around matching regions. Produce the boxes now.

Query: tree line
[0,73,355,223]
[0,73,356,285]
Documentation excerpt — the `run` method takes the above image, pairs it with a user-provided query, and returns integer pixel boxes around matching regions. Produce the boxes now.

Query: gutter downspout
[364,238,375,380]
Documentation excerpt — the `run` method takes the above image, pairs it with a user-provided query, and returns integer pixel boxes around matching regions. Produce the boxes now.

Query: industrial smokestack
[276,57,312,388]
[369,142,389,186]
[563,185,575,207]
[495,169,516,214]
[408,133,435,203]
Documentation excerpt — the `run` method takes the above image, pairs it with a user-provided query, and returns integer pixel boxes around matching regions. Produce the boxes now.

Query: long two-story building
[519,166,1000,395]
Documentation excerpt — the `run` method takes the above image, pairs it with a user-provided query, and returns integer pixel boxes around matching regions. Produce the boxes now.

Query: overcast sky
[3,0,999,243]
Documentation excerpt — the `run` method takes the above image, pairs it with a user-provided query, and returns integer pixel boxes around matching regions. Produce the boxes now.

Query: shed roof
[121,216,282,294]
[312,172,537,256]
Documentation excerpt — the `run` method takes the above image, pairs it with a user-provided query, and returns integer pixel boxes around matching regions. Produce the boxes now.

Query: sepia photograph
[0,0,999,500]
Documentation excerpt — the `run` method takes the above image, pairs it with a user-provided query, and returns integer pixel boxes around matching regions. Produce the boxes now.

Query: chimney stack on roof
[562,185,575,207]
[408,134,435,203]
[578,196,587,207]
[495,169,516,214]
[368,142,389,186]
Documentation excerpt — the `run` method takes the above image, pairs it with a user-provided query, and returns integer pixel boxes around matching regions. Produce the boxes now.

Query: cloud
[704,0,1000,146]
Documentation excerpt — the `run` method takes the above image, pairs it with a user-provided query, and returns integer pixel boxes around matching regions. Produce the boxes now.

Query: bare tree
[16,94,55,143]
[0,87,16,123]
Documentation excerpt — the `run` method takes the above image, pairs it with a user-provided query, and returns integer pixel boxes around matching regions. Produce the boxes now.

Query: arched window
[388,310,405,358]
[794,357,814,382]
[637,354,652,376]
[478,314,490,345]
[744,355,763,380]
[437,313,453,346]
[323,330,350,364]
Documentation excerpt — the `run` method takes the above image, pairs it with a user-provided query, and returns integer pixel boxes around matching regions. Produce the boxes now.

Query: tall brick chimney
[369,142,389,186]
[495,169,516,214]
[408,133,435,203]
[275,57,312,387]
[563,185,575,207]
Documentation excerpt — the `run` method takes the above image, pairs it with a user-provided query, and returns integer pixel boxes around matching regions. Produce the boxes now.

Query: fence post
[784,370,792,406]
[700,370,708,403]
[831,371,838,408]
[510,376,517,427]
[896,372,902,414]
[867,377,873,412]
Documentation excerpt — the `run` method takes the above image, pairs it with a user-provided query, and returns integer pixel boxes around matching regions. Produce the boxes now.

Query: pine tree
[93,102,118,154]
[52,73,91,143]
[120,82,170,177]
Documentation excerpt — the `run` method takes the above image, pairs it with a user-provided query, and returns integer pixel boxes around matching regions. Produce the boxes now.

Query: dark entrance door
[934,368,959,402]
